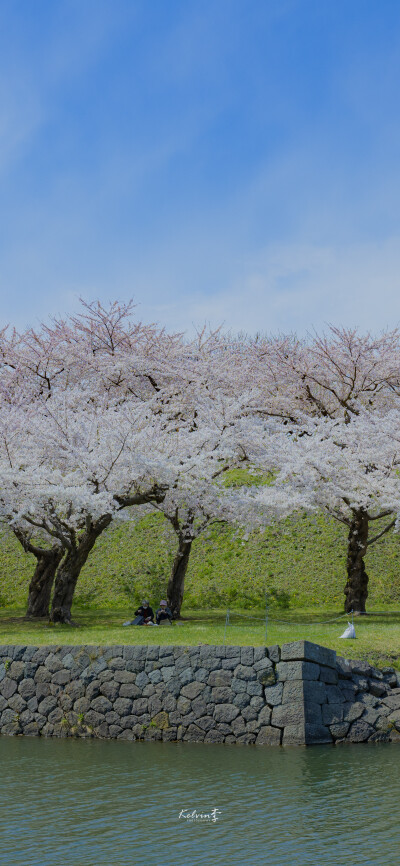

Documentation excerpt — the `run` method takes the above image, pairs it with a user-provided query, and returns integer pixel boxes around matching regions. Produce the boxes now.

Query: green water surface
[0,737,399,866]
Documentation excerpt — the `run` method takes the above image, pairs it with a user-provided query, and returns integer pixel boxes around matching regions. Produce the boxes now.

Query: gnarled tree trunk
[167,537,193,619]
[26,545,65,617]
[50,515,112,624]
[344,509,369,614]
[12,528,64,619]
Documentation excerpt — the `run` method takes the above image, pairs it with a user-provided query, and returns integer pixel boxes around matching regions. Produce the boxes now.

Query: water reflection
[0,737,399,866]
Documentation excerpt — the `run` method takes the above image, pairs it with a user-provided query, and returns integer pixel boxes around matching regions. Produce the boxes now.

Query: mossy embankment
[1,511,400,611]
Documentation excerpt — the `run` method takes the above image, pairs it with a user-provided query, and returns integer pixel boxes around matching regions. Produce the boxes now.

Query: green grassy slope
[1,510,400,611]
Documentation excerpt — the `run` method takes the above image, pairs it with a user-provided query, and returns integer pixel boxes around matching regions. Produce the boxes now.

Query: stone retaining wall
[0,642,399,745]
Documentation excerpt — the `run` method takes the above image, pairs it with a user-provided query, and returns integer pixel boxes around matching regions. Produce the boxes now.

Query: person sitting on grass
[156,600,172,625]
[126,599,155,626]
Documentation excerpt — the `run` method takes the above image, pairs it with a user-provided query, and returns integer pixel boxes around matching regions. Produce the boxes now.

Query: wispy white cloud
[135,237,400,336]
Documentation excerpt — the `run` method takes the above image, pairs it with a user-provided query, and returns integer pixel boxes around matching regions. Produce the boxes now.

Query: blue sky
[1,0,400,335]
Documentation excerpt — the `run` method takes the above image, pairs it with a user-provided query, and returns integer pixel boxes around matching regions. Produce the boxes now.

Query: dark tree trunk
[50,515,112,624]
[344,509,369,614]
[167,538,193,619]
[26,545,65,618]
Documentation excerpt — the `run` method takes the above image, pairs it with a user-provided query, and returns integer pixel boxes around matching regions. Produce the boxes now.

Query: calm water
[0,737,399,866]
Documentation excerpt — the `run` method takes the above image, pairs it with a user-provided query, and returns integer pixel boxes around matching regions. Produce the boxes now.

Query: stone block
[343,701,364,723]
[177,696,191,715]
[131,698,149,715]
[264,683,283,706]
[352,674,369,692]
[181,682,206,700]
[37,696,58,717]
[276,661,320,682]
[8,694,26,713]
[231,716,246,735]
[369,731,389,743]
[123,645,145,661]
[9,661,25,682]
[118,729,137,741]
[256,726,281,745]
[91,696,113,715]
[282,680,326,705]
[44,654,64,674]
[119,684,141,699]
[233,664,256,681]
[217,722,233,735]
[222,658,241,670]
[142,684,155,697]
[362,707,381,726]
[258,705,272,725]
[211,687,233,703]
[18,679,36,701]
[272,701,322,728]
[34,666,51,684]
[246,682,263,696]
[348,720,375,742]
[196,716,215,732]
[240,647,254,665]
[214,647,226,659]
[272,702,303,728]
[325,685,345,705]
[151,711,169,730]
[232,693,250,709]
[387,709,400,726]
[241,706,257,721]
[250,696,264,711]
[283,724,332,745]
[204,729,225,743]
[145,647,159,661]
[267,645,281,663]
[52,670,71,686]
[358,693,379,708]
[147,670,162,684]
[231,678,247,694]
[382,694,400,711]
[162,727,178,741]
[165,677,182,698]
[113,698,133,717]
[246,720,262,733]
[319,666,338,685]
[114,671,136,684]
[191,698,208,719]
[330,722,350,739]
[237,733,257,744]
[336,657,353,679]
[207,669,231,687]
[253,657,273,673]
[178,667,195,685]
[194,668,209,681]
[322,704,343,725]
[350,661,372,677]
[213,704,240,724]
[280,641,336,669]
[257,669,276,686]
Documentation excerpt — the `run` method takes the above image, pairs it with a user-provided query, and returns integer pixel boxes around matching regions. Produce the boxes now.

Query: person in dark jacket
[130,600,155,625]
[155,600,172,625]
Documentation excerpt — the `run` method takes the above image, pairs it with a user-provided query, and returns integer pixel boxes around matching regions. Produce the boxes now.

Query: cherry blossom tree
[232,411,400,613]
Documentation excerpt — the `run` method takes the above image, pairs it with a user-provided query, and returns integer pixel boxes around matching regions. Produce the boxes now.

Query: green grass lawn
[2,506,400,667]
[1,606,400,669]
